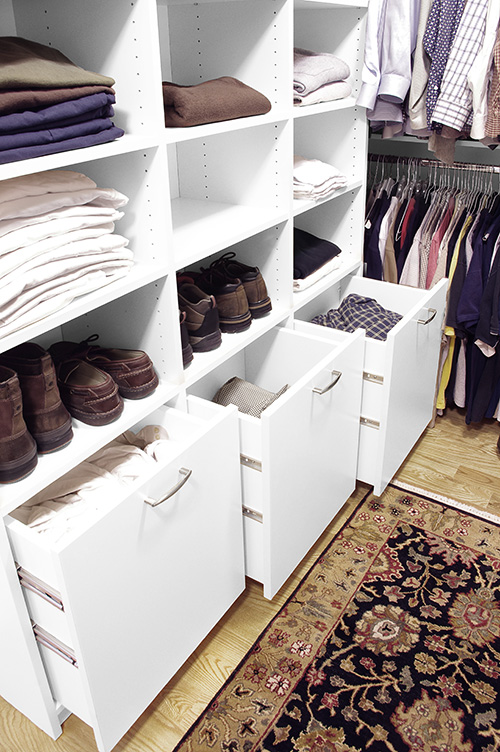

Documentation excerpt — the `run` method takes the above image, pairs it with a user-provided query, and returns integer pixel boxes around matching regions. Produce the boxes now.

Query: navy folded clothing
[0,92,115,134]
[294,227,342,279]
[0,125,124,164]
[0,117,116,151]
[0,85,115,117]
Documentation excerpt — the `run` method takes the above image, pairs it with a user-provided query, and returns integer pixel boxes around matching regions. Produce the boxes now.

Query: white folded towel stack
[0,169,132,337]
[293,48,351,106]
[293,155,347,200]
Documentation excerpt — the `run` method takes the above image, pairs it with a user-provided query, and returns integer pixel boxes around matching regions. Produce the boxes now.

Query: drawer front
[357,278,447,495]
[7,406,244,752]
[259,328,364,598]
[295,276,448,496]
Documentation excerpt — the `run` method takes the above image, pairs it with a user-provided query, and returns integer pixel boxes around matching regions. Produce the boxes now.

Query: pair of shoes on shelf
[49,335,159,427]
[178,253,272,353]
[0,343,73,484]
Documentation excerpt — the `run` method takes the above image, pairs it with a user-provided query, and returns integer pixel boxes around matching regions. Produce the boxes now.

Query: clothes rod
[368,153,500,174]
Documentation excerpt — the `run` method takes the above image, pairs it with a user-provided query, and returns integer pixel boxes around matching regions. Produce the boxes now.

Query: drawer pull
[312,370,342,395]
[32,623,78,667]
[417,308,437,325]
[17,565,64,611]
[144,467,192,507]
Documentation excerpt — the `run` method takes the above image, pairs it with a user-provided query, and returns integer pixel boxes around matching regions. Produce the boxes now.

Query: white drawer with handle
[189,325,364,599]
[5,399,245,752]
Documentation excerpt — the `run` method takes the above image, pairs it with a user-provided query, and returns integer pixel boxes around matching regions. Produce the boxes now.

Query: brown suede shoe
[49,336,159,400]
[197,266,252,333]
[178,284,222,352]
[212,252,272,318]
[0,366,37,483]
[0,343,73,454]
[56,359,124,426]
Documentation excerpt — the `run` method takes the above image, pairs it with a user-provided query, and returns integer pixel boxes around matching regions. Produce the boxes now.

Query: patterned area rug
[173,484,500,752]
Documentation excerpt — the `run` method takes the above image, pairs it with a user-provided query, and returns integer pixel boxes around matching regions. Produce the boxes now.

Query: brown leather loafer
[0,343,73,454]
[56,359,124,426]
[50,336,159,400]
[0,366,37,483]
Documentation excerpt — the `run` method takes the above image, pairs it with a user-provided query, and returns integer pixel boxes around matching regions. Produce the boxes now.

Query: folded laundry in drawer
[212,376,289,418]
[9,425,169,543]
[311,293,403,341]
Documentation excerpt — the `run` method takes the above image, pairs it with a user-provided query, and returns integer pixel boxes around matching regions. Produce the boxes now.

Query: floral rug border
[393,479,500,526]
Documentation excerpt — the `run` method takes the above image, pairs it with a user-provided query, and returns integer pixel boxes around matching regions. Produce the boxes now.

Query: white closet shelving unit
[0,1,447,751]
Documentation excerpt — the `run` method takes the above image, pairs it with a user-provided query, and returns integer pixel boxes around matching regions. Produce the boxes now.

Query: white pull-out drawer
[5,399,245,752]
[188,325,364,599]
[294,276,447,496]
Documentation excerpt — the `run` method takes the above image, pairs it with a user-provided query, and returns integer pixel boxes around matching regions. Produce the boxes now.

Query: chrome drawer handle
[417,307,437,325]
[144,467,192,507]
[312,370,342,395]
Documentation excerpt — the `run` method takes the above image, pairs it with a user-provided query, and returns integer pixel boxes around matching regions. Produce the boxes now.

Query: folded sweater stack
[293,227,342,291]
[0,37,124,164]
[293,48,351,107]
[293,155,347,201]
[0,169,132,338]
[162,76,271,127]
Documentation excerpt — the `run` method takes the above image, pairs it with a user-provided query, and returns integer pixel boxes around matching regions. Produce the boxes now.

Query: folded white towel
[293,155,347,199]
[0,169,96,205]
[0,185,128,221]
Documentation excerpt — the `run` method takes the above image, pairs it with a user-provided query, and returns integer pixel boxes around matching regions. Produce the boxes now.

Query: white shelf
[0,135,162,181]
[164,109,291,144]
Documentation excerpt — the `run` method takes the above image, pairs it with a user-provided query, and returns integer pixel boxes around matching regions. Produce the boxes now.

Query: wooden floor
[2,408,500,752]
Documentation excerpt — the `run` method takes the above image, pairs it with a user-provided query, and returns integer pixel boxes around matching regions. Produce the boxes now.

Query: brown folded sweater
[162,77,271,127]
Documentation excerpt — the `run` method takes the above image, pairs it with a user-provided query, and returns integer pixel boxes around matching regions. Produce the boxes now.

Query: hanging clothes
[365,155,500,424]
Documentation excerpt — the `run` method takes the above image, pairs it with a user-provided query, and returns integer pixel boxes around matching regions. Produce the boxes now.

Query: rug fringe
[391,479,500,525]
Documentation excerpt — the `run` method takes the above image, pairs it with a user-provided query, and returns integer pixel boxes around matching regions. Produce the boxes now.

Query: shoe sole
[182,345,194,367]
[249,298,272,318]
[0,446,37,483]
[117,372,159,400]
[33,419,74,454]
[191,329,222,352]
[219,312,252,333]
[69,401,124,426]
